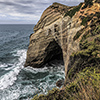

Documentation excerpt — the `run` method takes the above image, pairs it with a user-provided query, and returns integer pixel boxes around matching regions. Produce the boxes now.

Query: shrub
[73,31,82,41]
[66,67,100,100]
[81,17,87,26]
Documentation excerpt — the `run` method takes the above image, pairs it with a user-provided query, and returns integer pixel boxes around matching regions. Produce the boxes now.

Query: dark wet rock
[56,80,64,88]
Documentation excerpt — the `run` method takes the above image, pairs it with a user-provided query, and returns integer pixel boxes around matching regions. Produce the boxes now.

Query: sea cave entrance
[44,39,64,65]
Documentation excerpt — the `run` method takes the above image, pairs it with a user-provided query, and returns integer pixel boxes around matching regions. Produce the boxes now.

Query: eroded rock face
[25,2,84,79]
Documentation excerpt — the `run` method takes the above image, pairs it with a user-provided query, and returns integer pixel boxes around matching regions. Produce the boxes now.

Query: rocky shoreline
[25,0,100,99]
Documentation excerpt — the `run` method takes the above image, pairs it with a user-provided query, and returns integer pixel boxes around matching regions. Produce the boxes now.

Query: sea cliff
[25,0,100,99]
[25,2,83,80]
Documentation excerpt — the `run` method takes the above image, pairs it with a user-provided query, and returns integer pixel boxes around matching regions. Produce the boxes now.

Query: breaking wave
[0,49,26,90]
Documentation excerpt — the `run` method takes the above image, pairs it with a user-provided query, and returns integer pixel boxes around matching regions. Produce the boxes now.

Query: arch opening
[44,39,64,64]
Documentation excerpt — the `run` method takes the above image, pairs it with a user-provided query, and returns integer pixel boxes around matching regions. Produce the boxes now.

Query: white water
[0,49,26,90]
[0,49,65,100]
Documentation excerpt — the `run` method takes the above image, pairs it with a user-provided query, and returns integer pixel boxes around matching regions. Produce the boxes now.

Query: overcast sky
[0,0,84,24]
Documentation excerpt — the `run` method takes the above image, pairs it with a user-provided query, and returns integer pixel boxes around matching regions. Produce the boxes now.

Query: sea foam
[0,49,26,90]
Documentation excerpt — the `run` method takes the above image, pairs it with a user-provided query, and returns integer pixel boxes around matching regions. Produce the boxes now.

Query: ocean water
[0,24,65,100]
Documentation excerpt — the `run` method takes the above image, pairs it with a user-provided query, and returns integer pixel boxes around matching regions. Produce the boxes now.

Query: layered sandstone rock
[25,2,84,79]
[24,3,71,68]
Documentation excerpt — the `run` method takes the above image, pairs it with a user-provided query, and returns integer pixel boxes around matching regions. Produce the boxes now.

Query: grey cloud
[0,1,17,6]
[0,0,84,15]
[0,0,84,24]
[16,1,33,4]
[0,0,48,15]
[0,1,36,14]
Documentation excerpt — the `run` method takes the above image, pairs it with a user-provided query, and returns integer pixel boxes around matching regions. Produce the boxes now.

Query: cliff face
[25,3,83,77]
[24,3,69,68]
[25,1,100,82]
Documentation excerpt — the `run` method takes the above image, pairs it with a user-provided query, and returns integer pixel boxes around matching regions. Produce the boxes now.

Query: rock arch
[25,37,63,68]
[25,2,83,83]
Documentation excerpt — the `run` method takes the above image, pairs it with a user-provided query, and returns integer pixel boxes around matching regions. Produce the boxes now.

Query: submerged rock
[56,79,64,88]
